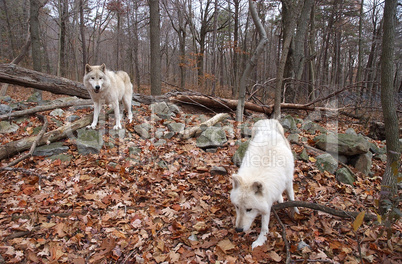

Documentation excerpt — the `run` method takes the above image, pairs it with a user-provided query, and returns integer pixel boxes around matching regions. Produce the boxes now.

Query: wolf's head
[230,174,269,232]
[84,64,109,93]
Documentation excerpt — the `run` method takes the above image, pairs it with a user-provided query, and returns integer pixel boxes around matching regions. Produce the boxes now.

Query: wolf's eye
[246,208,252,212]
[99,77,102,79]
[91,77,95,80]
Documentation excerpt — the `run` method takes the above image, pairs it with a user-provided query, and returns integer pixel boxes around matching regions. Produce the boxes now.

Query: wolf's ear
[231,174,241,189]
[85,64,92,74]
[252,181,263,195]
[100,63,106,72]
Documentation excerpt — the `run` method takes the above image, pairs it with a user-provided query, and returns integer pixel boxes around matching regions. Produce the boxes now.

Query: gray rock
[345,128,357,135]
[76,128,104,154]
[50,108,65,117]
[167,122,185,133]
[168,104,181,114]
[302,120,325,134]
[33,142,69,156]
[316,153,338,174]
[336,167,355,185]
[109,128,126,139]
[223,125,235,138]
[150,102,180,119]
[196,126,227,149]
[314,133,370,156]
[154,139,166,147]
[0,121,19,134]
[233,140,250,166]
[210,166,227,176]
[47,153,73,162]
[287,133,299,144]
[129,146,141,155]
[298,240,310,251]
[27,91,42,102]
[352,152,373,175]
[0,104,11,115]
[0,95,12,102]
[281,115,298,132]
[66,115,80,122]
[134,123,152,139]
[299,148,309,161]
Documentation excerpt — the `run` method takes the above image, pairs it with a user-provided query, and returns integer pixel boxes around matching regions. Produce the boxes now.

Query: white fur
[83,64,133,130]
[230,119,299,249]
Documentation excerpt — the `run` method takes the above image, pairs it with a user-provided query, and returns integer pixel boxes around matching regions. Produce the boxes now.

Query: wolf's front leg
[112,101,122,130]
[88,102,101,129]
[252,211,270,249]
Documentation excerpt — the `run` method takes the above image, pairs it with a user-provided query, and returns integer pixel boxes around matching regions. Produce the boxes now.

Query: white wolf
[83,64,133,130]
[230,119,299,249]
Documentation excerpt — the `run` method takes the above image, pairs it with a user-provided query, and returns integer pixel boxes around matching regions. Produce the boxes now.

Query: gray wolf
[230,119,299,249]
[83,64,133,130]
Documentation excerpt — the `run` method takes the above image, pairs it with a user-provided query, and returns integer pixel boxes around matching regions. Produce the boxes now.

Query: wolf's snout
[235,227,244,233]
[94,85,100,93]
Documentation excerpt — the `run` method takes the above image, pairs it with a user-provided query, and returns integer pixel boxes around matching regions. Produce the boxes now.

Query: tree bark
[149,0,162,95]
[236,0,269,122]
[0,113,93,161]
[30,0,44,100]
[0,63,90,98]
[379,0,399,215]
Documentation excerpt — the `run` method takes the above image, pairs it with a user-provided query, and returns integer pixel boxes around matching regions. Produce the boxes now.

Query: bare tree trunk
[57,0,68,77]
[30,0,44,100]
[236,0,269,122]
[379,0,399,215]
[79,0,87,76]
[149,0,162,95]
[273,0,300,119]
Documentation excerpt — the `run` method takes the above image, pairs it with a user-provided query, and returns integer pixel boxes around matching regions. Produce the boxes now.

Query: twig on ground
[273,208,290,264]
[2,114,48,168]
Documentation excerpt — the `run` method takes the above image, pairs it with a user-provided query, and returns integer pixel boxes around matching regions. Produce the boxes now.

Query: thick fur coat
[230,119,299,249]
[83,64,133,130]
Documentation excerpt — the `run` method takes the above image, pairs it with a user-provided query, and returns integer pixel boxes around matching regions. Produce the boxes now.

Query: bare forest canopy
[0,0,401,115]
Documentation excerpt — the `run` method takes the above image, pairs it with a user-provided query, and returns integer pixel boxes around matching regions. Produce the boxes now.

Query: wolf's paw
[252,237,267,250]
[293,207,300,215]
[87,124,96,129]
[113,124,122,130]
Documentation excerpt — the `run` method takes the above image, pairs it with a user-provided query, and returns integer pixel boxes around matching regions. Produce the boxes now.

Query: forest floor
[0,86,401,263]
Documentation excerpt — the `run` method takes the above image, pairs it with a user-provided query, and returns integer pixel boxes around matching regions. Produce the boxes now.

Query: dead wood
[180,113,230,139]
[2,115,48,168]
[0,63,90,98]
[0,99,92,121]
[0,112,93,161]
[272,201,377,222]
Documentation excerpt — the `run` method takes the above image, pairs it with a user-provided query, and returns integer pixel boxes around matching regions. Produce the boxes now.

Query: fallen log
[180,113,230,139]
[0,113,93,161]
[0,63,90,98]
[0,98,92,121]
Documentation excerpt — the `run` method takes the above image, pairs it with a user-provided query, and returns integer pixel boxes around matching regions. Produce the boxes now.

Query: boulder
[287,133,299,144]
[196,126,227,149]
[48,153,73,162]
[33,142,69,156]
[167,122,185,133]
[233,140,250,166]
[299,148,309,162]
[345,128,357,135]
[314,133,370,156]
[336,167,355,185]
[50,108,65,117]
[134,123,152,139]
[302,120,325,134]
[351,152,373,175]
[0,121,19,134]
[0,104,11,115]
[76,128,104,154]
[316,153,338,174]
[281,115,298,133]
[150,102,180,119]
